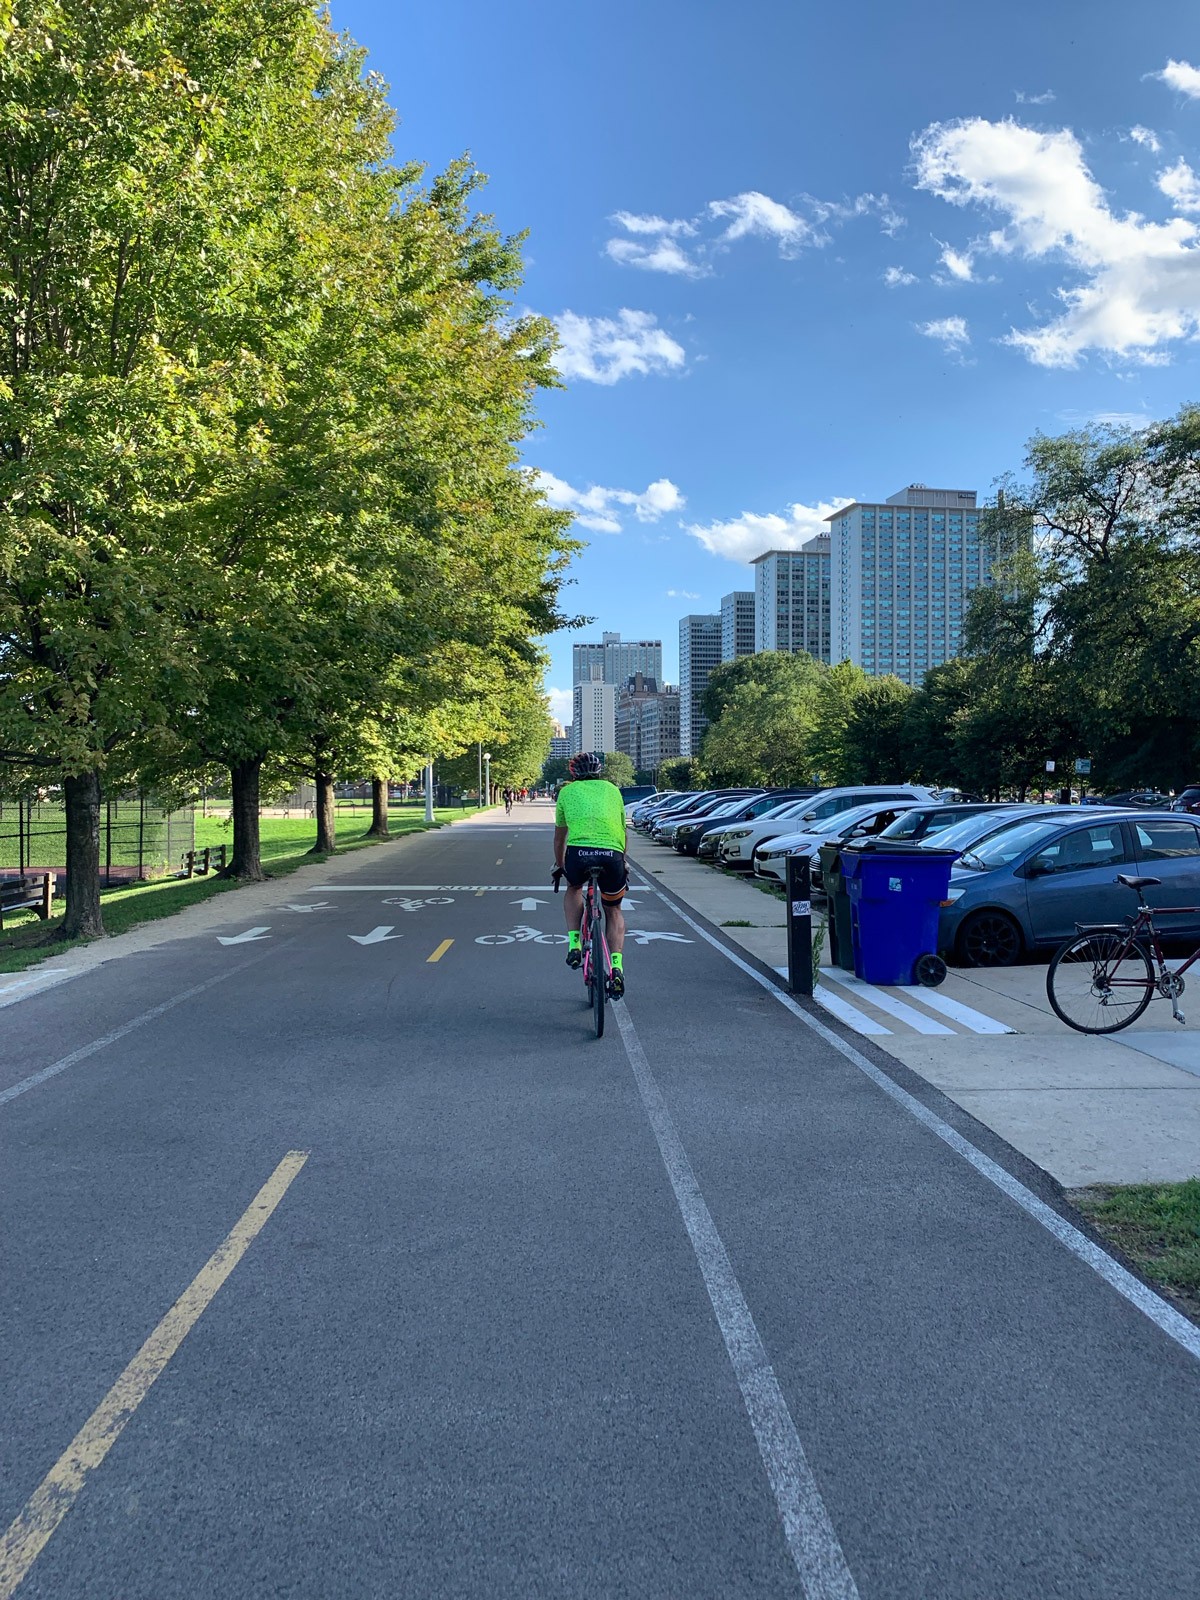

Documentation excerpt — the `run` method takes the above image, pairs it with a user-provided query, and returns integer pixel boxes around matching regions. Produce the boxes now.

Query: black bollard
[786,854,814,996]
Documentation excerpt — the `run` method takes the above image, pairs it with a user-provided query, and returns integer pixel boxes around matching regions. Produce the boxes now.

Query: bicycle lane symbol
[475,924,567,946]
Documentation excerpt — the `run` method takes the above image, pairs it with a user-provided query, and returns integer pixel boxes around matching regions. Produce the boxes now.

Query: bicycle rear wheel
[591,908,605,1037]
[1047,932,1154,1033]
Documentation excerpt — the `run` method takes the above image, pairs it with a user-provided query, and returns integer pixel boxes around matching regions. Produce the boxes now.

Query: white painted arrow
[348,926,401,945]
[622,898,640,911]
[283,901,332,913]
[217,927,271,945]
[511,896,546,910]
[626,929,692,945]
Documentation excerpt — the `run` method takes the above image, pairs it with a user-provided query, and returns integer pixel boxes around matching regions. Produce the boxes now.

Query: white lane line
[0,947,280,1111]
[773,970,892,1037]
[310,884,553,892]
[894,984,1015,1036]
[820,971,955,1036]
[614,1002,860,1600]
[656,892,1200,1365]
[0,970,73,1011]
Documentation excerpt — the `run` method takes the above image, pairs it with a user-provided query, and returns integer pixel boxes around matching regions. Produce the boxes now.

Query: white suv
[714,785,935,870]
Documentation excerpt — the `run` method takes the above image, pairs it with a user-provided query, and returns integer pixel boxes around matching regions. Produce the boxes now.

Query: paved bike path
[2,811,1199,1597]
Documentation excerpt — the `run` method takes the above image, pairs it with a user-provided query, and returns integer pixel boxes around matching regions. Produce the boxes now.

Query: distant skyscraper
[548,735,571,762]
[571,682,617,755]
[827,486,996,686]
[572,631,662,686]
[613,675,681,774]
[752,539,831,662]
[678,614,722,758]
[720,591,756,662]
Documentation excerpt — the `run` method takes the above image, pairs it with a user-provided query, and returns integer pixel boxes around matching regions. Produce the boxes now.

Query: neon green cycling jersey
[555,779,627,852]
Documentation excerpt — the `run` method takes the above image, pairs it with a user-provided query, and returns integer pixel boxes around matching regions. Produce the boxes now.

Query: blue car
[940,810,1200,965]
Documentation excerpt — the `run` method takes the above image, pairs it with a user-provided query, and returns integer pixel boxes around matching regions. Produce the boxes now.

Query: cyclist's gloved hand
[551,864,564,892]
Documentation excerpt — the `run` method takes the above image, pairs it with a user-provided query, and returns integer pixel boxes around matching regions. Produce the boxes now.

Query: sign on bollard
[786,854,813,996]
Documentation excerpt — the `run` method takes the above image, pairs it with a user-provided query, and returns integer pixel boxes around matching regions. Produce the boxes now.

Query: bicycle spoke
[1047,933,1154,1034]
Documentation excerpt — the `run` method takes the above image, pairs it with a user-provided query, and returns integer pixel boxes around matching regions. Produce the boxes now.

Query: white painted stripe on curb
[0,970,73,1011]
[892,983,1015,1036]
[0,947,279,1110]
[774,970,892,1037]
[614,1002,860,1600]
[820,970,955,1036]
[659,894,1200,1365]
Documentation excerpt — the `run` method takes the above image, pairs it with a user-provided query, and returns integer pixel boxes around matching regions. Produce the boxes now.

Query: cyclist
[503,787,514,816]
[553,751,627,996]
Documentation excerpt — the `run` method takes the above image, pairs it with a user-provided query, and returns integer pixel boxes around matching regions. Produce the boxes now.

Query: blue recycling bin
[840,843,956,986]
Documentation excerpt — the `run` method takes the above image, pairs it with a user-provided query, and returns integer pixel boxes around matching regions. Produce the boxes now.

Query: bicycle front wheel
[1047,932,1154,1034]
[591,912,605,1038]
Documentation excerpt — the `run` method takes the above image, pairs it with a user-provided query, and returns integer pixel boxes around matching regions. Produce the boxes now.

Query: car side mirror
[1027,857,1054,877]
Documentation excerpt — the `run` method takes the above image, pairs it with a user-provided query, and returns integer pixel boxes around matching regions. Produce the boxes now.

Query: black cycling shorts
[563,845,628,904]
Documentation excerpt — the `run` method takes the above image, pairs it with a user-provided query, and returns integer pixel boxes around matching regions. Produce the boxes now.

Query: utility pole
[484,752,492,807]
[477,742,483,810]
[424,761,434,824]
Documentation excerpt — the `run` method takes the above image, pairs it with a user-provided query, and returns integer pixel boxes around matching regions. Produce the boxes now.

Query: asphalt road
[3,805,1200,1598]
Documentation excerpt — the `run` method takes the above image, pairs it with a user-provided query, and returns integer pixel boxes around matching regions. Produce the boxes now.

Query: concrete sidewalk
[629,833,1200,1188]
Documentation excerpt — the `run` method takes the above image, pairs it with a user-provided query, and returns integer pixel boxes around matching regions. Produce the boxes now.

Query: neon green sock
[611,951,623,969]
[568,929,581,950]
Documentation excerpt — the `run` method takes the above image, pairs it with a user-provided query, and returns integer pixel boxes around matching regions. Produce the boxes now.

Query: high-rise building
[678,614,722,758]
[752,540,831,661]
[571,682,616,755]
[720,591,756,662]
[572,631,663,686]
[826,486,995,686]
[614,675,681,774]
[548,734,571,762]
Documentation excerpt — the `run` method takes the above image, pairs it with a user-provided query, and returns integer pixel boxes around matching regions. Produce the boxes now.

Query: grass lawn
[1072,1180,1200,1323]
[0,804,482,975]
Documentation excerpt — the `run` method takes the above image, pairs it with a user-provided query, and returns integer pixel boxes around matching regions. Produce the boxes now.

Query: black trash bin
[818,844,855,971]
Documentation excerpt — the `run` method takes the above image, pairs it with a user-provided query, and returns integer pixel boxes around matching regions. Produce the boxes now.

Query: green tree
[542,756,571,789]
[807,660,870,785]
[842,677,915,783]
[602,751,636,788]
[658,757,701,790]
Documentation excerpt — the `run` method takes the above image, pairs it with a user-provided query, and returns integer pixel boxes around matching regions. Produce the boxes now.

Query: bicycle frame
[1078,899,1200,1024]
[579,872,612,985]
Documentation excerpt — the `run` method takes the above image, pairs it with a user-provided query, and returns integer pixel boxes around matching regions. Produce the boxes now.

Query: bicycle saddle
[1117,873,1161,890]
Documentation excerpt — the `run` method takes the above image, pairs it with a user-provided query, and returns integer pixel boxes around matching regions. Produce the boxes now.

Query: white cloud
[666,588,701,599]
[552,309,686,384]
[1157,59,1200,98]
[610,211,697,237]
[883,265,918,286]
[918,315,970,351]
[684,498,852,564]
[913,116,1200,366]
[535,470,684,533]
[604,235,705,276]
[708,191,819,255]
[1130,125,1162,152]
[1015,89,1056,105]
[938,244,975,281]
[1158,157,1200,212]
[546,686,573,726]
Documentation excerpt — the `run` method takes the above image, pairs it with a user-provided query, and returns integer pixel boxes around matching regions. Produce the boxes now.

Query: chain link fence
[0,792,195,887]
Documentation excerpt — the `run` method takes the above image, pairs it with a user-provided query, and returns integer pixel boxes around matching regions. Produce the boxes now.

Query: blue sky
[335,0,1200,725]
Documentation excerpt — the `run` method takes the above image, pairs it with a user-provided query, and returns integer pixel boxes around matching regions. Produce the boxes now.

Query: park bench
[0,872,57,932]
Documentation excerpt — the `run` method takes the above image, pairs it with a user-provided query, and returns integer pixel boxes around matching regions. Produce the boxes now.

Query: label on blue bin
[888,876,902,893]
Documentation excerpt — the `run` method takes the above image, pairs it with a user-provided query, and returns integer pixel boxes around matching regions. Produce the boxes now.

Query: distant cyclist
[553,751,627,996]
[503,787,514,815]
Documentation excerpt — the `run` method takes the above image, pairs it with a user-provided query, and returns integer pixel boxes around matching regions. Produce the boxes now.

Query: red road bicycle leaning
[1046,873,1198,1034]
[552,862,613,1038]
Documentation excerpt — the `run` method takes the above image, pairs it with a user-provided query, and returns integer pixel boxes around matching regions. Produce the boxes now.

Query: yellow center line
[475,889,485,897]
[0,1150,309,1600]
[427,939,454,963]
[495,858,503,865]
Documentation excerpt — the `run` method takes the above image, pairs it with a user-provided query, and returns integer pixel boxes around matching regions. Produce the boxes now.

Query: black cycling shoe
[565,947,582,970]
[608,968,625,999]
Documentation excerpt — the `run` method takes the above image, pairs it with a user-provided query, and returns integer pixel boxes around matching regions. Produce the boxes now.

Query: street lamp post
[477,742,483,810]
[484,753,492,807]
[424,760,434,824]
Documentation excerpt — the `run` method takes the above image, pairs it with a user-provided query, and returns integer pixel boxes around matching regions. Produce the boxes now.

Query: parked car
[675,790,815,857]
[1171,786,1200,815]
[694,791,817,860]
[806,802,1011,892]
[939,810,1199,966]
[628,790,679,823]
[753,801,918,885]
[670,793,766,853]
[1081,789,1171,809]
[714,785,935,870]
[652,790,761,845]
[635,790,715,832]
[620,784,657,806]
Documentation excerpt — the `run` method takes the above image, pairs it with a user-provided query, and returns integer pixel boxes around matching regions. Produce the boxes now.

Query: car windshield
[747,794,799,818]
[925,808,1030,852]
[878,809,932,839]
[958,817,1067,870]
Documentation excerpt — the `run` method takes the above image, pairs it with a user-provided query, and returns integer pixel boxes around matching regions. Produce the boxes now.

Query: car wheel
[956,909,1024,967]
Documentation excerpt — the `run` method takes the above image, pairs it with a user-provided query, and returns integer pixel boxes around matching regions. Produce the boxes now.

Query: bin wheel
[915,953,948,988]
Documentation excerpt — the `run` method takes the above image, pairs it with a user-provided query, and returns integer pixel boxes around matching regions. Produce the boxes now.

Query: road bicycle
[1046,872,1199,1034]
[552,863,613,1037]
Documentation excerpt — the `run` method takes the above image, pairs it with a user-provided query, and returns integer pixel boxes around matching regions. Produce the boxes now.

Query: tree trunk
[226,757,265,881]
[311,768,336,853]
[60,769,104,941]
[368,775,389,838]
